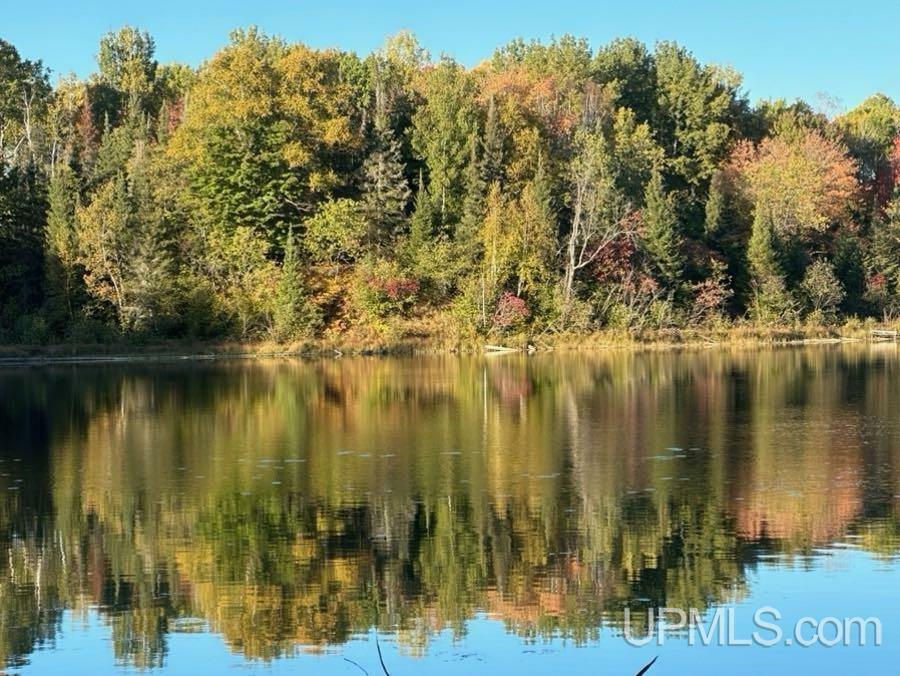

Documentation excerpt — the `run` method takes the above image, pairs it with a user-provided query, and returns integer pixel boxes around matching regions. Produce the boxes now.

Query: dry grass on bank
[0,315,896,364]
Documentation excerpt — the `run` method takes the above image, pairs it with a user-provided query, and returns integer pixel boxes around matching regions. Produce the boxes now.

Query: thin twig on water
[375,634,391,676]
[343,657,370,675]
[635,655,658,675]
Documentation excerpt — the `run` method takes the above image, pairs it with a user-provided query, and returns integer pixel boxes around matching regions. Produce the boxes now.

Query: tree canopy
[1,28,898,344]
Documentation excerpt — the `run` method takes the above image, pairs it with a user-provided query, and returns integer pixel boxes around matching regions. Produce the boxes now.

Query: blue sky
[4,0,898,111]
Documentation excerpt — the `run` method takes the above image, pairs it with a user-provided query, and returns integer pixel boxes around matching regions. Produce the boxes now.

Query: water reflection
[0,346,899,668]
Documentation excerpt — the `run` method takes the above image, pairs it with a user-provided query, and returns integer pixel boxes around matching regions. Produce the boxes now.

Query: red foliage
[492,292,530,329]
[369,275,420,302]
[166,98,185,134]
[478,67,577,139]
[869,272,887,289]
[75,93,98,164]
[591,233,637,283]
[636,274,660,296]
[872,136,900,212]
[692,277,731,315]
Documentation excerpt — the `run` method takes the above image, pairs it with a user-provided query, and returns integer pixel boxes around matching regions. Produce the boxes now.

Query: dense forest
[2,28,900,345]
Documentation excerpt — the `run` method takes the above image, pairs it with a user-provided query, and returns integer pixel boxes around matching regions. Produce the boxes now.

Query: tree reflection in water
[0,346,898,668]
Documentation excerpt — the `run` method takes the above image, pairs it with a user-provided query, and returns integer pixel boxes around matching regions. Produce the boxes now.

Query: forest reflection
[0,346,899,668]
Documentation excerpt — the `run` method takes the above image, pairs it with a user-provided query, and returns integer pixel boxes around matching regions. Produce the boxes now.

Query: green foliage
[97,27,157,112]
[512,169,556,295]
[304,198,366,264]
[641,172,683,285]
[654,42,745,192]
[704,171,726,236]
[750,276,799,326]
[801,258,845,320]
[592,38,656,120]
[272,229,320,341]
[202,225,279,339]
[0,164,46,332]
[747,209,782,285]
[837,94,899,194]
[411,58,476,227]
[832,234,867,315]
[44,164,81,327]
[403,181,461,303]
[1,28,898,346]
[747,209,799,324]
[361,128,410,247]
[351,257,420,327]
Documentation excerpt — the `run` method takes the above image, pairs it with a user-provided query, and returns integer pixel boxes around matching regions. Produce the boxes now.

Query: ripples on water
[0,346,899,673]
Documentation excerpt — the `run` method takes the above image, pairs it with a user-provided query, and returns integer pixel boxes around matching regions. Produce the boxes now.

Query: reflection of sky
[19,549,900,675]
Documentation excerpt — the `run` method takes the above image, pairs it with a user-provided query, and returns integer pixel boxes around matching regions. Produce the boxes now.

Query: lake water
[0,346,899,674]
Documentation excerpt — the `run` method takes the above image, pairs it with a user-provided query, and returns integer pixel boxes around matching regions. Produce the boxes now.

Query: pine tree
[747,207,796,323]
[361,126,410,249]
[704,171,726,237]
[747,208,781,284]
[44,163,81,327]
[407,173,436,247]
[458,133,486,251]
[272,227,319,341]
[459,100,504,255]
[129,217,173,332]
[514,162,555,296]
[127,140,174,332]
[642,172,683,285]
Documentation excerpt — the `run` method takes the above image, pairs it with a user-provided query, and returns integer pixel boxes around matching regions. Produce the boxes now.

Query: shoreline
[0,324,893,367]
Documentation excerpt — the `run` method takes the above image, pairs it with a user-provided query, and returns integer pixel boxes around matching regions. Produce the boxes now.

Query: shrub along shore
[0,319,893,364]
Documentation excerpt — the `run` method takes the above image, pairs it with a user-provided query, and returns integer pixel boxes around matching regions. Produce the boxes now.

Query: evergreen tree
[747,207,796,323]
[361,128,410,249]
[44,163,81,327]
[642,172,683,285]
[0,163,47,332]
[747,208,781,284]
[408,174,437,248]
[0,29,896,343]
[513,163,556,296]
[863,197,900,317]
[704,171,726,237]
[129,217,173,332]
[458,134,486,253]
[126,140,177,332]
[869,198,900,290]
[410,58,476,227]
[272,227,319,340]
[459,98,506,248]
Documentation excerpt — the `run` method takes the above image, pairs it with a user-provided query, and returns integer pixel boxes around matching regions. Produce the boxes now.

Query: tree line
[2,27,900,344]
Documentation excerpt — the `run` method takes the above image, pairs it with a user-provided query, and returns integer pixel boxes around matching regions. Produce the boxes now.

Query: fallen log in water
[483,344,519,352]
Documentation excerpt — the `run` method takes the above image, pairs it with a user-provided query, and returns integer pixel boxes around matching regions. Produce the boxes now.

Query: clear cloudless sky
[4,0,899,111]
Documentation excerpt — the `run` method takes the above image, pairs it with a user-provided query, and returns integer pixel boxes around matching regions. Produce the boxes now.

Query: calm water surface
[0,346,899,674]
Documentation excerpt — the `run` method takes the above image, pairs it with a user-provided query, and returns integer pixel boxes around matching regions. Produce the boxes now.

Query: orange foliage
[729,130,858,234]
